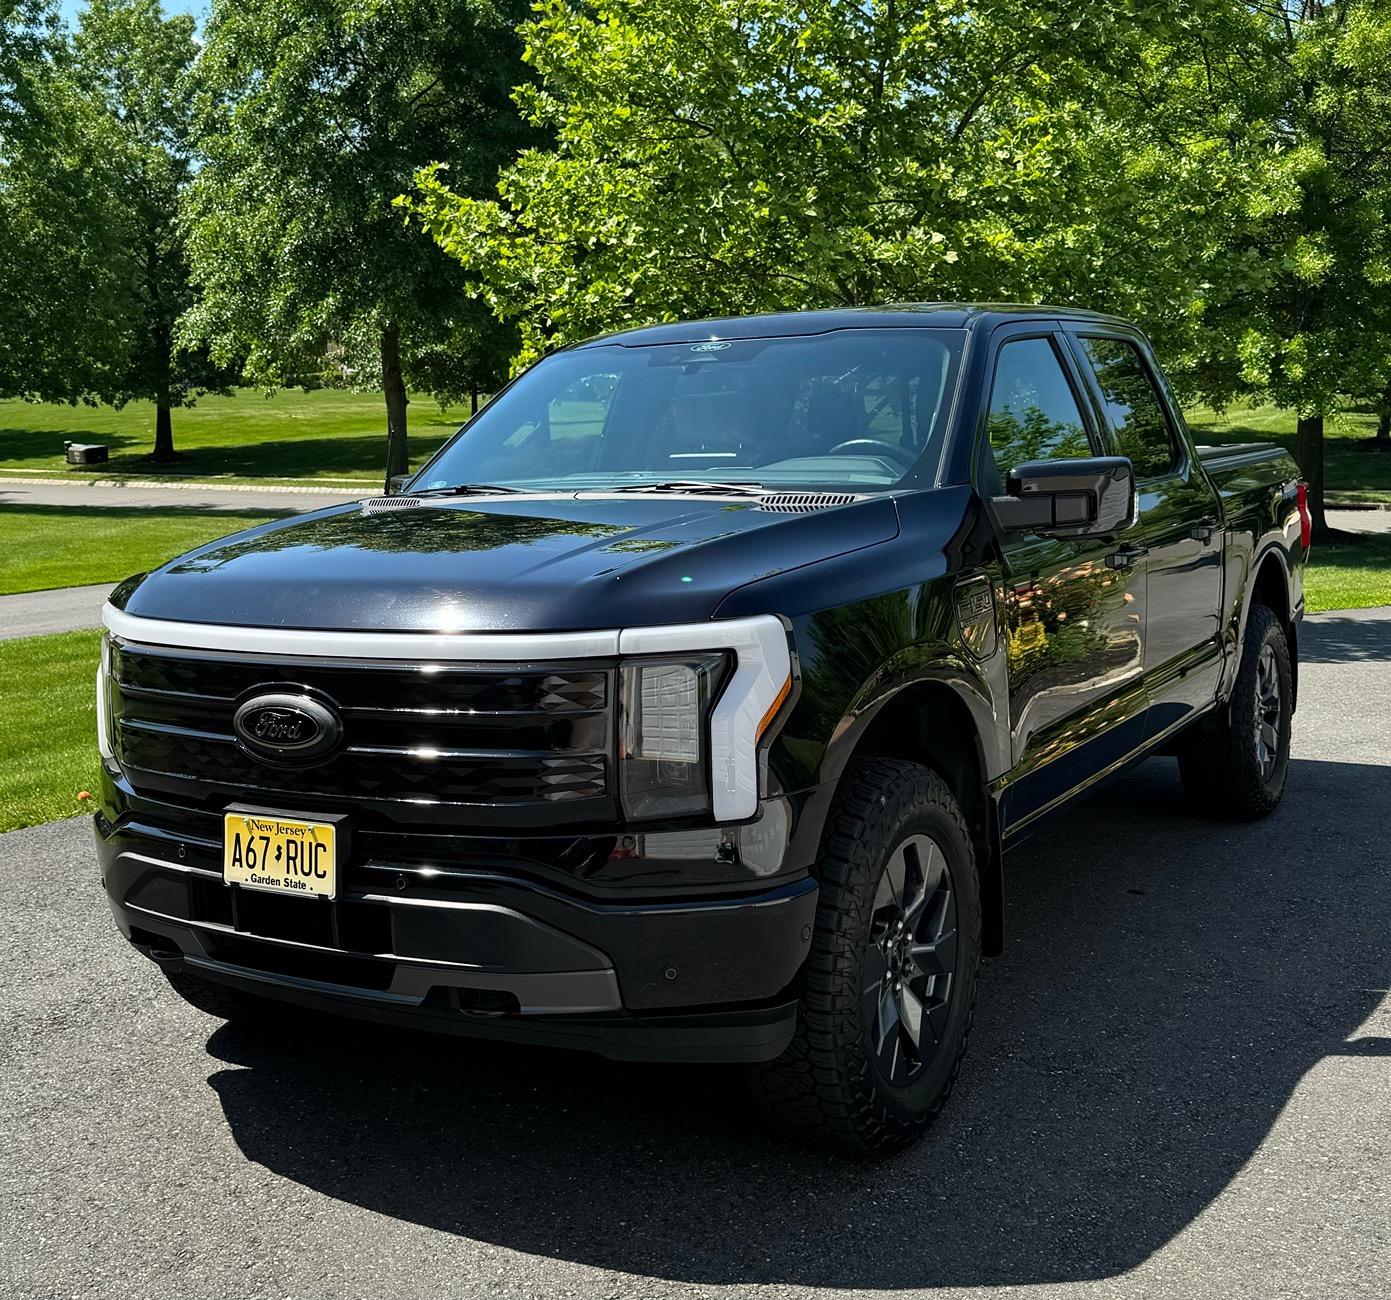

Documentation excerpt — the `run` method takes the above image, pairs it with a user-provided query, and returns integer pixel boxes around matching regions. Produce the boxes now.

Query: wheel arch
[1243,543,1298,710]
[824,676,1005,957]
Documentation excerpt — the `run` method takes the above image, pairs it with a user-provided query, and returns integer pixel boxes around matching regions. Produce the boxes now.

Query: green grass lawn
[0,387,472,488]
[0,505,280,596]
[1187,401,1391,505]
[0,631,100,833]
[1304,532,1391,613]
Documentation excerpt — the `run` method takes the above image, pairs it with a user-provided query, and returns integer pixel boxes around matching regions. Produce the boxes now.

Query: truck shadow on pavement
[204,755,1391,1289]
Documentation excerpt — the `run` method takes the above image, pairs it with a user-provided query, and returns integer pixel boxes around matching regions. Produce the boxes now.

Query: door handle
[1105,544,1149,570]
[1190,522,1217,544]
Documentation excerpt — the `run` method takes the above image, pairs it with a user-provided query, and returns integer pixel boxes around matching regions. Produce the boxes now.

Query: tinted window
[417,330,966,492]
[984,338,1091,485]
[1079,336,1178,478]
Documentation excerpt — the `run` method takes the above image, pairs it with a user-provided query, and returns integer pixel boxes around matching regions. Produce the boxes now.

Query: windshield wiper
[412,483,525,497]
[606,480,766,496]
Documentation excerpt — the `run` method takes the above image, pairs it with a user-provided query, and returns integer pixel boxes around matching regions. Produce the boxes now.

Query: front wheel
[1178,603,1293,818]
[747,758,982,1156]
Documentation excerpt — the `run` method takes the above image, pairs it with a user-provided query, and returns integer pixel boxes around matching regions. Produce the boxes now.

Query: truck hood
[112,494,901,632]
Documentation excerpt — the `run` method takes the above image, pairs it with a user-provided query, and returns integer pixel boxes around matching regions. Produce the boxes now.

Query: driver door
[980,326,1149,831]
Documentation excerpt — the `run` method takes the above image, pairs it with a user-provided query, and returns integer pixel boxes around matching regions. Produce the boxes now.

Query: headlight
[614,615,795,823]
[96,635,116,761]
[619,654,727,819]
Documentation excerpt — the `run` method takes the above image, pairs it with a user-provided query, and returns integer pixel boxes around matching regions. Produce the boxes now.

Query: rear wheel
[1178,603,1292,818]
[748,757,981,1156]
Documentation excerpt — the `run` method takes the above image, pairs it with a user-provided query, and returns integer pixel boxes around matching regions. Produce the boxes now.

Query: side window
[984,337,1092,485]
[1078,337,1178,478]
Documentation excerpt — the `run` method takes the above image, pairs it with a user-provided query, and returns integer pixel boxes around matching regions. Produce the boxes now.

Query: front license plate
[223,812,337,900]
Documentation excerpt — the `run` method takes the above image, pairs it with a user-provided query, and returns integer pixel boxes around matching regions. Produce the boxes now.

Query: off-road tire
[747,757,982,1157]
[1178,603,1292,818]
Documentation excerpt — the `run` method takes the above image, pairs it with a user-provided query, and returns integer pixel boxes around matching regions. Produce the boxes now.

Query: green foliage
[70,0,234,457]
[0,0,133,400]
[402,0,1235,368]
[180,0,534,473]
[1149,2,1391,419]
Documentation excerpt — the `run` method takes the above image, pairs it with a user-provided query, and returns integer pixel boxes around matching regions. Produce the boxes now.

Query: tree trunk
[381,323,410,483]
[1377,383,1391,441]
[149,307,177,463]
[152,403,175,462]
[471,389,478,416]
[1294,414,1329,537]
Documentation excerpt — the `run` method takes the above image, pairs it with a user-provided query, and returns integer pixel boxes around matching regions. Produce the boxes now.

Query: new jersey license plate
[223,812,337,900]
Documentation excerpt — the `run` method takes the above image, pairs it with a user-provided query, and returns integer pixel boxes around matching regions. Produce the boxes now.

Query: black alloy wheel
[865,833,958,1086]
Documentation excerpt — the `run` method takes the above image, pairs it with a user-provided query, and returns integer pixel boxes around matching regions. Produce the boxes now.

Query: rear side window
[1078,337,1179,478]
[984,337,1092,487]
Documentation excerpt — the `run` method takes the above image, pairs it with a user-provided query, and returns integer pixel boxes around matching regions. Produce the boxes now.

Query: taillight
[1295,482,1312,552]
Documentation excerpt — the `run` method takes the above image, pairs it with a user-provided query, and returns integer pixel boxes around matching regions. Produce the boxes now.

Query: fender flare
[814,662,1007,957]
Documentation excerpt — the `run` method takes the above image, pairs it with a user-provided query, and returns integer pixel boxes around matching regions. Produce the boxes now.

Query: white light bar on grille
[101,606,792,821]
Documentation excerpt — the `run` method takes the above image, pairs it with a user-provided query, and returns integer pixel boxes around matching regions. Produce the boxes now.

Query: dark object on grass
[63,441,109,466]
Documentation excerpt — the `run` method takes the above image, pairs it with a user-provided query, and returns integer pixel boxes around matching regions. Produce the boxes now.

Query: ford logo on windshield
[233,693,342,763]
[689,341,732,353]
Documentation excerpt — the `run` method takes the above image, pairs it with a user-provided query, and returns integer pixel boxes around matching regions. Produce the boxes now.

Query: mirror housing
[990,456,1134,539]
[385,472,413,497]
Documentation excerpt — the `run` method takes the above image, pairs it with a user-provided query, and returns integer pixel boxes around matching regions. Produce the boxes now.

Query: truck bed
[1195,441,1300,510]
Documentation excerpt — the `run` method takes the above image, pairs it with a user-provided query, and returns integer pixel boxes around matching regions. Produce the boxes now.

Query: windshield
[414,328,966,493]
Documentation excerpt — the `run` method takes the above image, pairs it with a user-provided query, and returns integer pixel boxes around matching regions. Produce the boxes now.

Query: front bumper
[97,818,818,1064]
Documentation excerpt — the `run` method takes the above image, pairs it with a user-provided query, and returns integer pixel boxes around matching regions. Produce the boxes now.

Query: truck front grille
[108,641,616,828]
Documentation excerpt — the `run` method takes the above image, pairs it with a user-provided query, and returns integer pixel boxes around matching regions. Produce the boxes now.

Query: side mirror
[385,472,413,497]
[990,455,1134,539]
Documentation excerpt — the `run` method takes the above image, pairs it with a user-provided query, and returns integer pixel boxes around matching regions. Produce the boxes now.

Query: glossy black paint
[113,494,899,632]
[99,304,1307,1058]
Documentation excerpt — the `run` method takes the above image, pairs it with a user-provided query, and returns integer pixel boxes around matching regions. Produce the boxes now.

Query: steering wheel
[827,438,917,469]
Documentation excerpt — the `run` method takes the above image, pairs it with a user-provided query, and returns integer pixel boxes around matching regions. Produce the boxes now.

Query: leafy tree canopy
[181,0,536,477]
[70,0,233,459]
[0,0,133,400]
[1121,0,1391,527]
[403,0,1239,369]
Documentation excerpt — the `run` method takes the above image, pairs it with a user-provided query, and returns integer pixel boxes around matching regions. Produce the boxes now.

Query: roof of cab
[571,303,1135,349]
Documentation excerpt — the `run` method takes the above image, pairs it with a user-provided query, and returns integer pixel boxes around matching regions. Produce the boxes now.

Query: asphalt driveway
[2,610,1388,1300]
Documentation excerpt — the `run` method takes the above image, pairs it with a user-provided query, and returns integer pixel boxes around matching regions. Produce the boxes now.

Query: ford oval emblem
[233,693,342,763]
[689,340,732,353]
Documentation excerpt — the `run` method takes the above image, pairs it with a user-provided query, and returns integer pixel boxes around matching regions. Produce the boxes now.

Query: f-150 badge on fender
[954,577,997,659]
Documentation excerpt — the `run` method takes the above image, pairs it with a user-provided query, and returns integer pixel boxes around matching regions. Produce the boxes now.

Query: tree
[71,0,231,462]
[1134,1,1391,533]
[0,0,133,400]
[181,0,533,480]
[402,0,1237,370]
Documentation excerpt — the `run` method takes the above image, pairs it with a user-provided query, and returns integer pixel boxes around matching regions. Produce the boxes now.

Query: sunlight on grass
[0,387,473,486]
[0,505,280,595]
[0,631,100,833]
[1305,532,1391,613]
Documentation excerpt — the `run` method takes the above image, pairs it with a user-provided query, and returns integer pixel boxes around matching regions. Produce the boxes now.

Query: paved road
[3,611,1390,1300]
[0,582,117,640]
[0,476,368,512]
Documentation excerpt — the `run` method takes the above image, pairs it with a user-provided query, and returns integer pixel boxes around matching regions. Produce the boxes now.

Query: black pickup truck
[95,305,1308,1154]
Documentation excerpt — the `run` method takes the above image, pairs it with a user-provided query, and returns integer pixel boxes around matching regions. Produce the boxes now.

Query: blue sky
[59,0,201,26]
